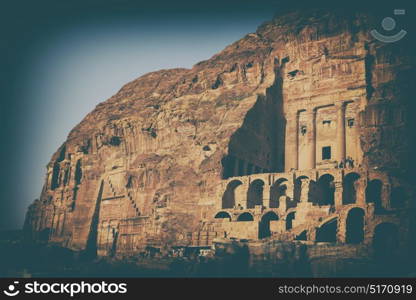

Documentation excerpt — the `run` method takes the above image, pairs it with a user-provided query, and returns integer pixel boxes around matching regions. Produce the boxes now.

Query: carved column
[354,111,362,166]
[237,181,248,209]
[300,178,310,203]
[382,183,391,209]
[306,109,317,169]
[263,184,271,208]
[286,182,294,200]
[356,178,367,205]
[279,195,287,212]
[334,181,343,208]
[335,102,346,164]
[337,218,345,243]
[285,112,299,171]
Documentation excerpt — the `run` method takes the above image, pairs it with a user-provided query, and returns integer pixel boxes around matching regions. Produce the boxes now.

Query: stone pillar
[335,102,346,164]
[285,112,298,171]
[382,183,391,209]
[279,195,287,212]
[300,178,310,203]
[336,218,345,243]
[237,182,248,209]
[334,181,343,208]
[356,178,366,205]
[354,113,362,166]
[263,184,271,208]
[286,182,294,200]
[306,109,317,169]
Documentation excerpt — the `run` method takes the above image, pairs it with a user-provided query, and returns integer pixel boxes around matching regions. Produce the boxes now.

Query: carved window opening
[322,120,331,125]
[347,118,355,127]
[300,125,307,135]
[322,146,331,160]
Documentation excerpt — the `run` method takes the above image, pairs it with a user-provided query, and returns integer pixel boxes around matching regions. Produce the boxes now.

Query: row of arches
[310,218,399,262]
[214,210,296,239]
[316,208,365,243]
[215,206,400,254]
[321,218,399,260]
[222,173,406,211]
[315,207,399,253]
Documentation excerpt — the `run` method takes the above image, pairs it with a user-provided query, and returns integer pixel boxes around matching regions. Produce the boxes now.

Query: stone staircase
[107,177,140,217]
[108,178,117,197]
[127,190,140,216]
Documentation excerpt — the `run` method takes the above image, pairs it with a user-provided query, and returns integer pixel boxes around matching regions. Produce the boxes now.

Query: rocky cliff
[24,9,415,258]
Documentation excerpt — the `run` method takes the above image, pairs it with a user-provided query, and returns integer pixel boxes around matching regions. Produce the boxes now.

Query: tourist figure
[345,157,350,168]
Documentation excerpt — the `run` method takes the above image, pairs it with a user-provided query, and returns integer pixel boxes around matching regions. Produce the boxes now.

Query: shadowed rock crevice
[222,60,286,178]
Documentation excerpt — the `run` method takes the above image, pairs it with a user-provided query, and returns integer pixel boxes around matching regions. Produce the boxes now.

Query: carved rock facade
[24,10,415,267]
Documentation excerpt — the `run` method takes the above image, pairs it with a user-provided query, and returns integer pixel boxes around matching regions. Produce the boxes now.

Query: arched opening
[373,223,398,261]
[259,211,279,239]
[316,218,337,243]
[366,179,383,211]
[345,208,365,244]
[269,178,288,208]
[222,180,243,209]
[294,176,309,203]
[247,179,264,208]
[342,172,360,205]
[214,211,232,221]
[237,212,254,222]
[295,230,307,241]
[286,211,296,230]
[390,187,406,208]
[316,174,335,206]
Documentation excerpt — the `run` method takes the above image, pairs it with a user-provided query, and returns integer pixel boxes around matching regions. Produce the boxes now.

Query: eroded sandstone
[24,9,416,275]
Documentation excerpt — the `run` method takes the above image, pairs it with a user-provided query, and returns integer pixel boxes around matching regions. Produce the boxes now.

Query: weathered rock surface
[24,8,415,268]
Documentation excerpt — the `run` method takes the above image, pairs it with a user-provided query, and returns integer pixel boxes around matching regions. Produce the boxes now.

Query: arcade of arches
[213,168,408,245]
